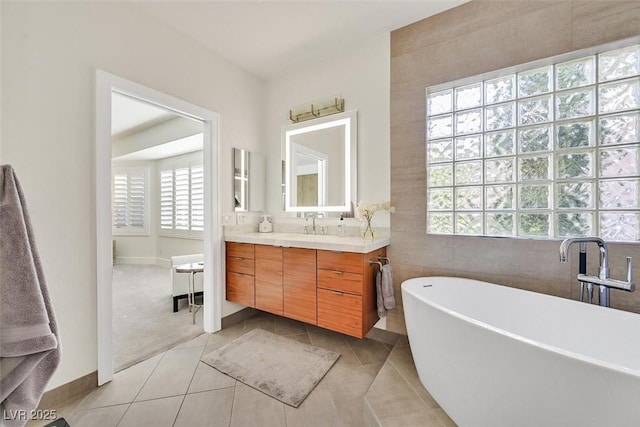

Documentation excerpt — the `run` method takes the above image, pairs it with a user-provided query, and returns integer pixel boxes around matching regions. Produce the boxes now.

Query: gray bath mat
[201,328,339,407]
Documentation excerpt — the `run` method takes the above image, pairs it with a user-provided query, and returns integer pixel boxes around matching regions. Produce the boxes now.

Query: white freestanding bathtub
[402,276,640,427]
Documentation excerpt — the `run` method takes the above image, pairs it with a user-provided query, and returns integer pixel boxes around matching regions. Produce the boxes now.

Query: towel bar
[368,255,390,269]
[369,260,383,269]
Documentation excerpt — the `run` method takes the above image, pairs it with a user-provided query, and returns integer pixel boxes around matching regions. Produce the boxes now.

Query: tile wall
[388,0,640,334]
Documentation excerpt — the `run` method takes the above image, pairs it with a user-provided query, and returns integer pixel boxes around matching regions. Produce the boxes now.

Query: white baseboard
[116,257,164,266]
[114,257,178,269]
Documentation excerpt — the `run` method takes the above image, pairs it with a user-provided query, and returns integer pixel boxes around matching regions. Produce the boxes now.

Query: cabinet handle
[235,257,244,260]
[333,270,344,275]
[331,291,344,296]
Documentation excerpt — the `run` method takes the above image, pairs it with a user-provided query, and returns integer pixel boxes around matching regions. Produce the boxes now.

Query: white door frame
[96,70,222,385]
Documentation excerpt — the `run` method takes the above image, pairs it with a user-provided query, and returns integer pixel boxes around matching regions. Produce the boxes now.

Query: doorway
[111,93,206,372]
[96,71,222,385]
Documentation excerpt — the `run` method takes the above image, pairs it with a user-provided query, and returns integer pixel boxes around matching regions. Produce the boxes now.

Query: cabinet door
[226,271,255,307]
[317,288,363,338]
[255,245,283,316]
[283,248,317,324]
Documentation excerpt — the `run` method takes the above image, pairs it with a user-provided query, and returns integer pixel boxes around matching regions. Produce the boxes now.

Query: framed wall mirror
[233,147,265,212]
[282,110,357,213]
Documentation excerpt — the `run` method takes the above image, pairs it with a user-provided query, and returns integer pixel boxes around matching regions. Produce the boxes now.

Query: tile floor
[363,337,455,427]
[29,312,426,427]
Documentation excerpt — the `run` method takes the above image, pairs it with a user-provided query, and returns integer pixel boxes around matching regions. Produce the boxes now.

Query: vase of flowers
[356,201,395,240]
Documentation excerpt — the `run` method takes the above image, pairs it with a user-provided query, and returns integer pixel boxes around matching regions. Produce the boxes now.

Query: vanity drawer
[317,250,363,274]
[226,256,254,276]
[317,288,363,338]
[226,271,255,307]
[317,269,363,295]
[226,242,255,259]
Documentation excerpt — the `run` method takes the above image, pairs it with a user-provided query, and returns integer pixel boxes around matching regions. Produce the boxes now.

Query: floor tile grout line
[183,344,210,398]
[343,335,365,367]
[171,394,188,427]
[387,356,442,413]
[114,403,133,427]
[362,341,399,398]
[129,350,168,404]
[226,318,249,426]
[228,384,237,427]
[184,384,237,397]
[80,351,168,412]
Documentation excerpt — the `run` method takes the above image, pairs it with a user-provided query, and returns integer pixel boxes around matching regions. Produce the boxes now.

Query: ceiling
[111,93,203,160]
[111,92,177,138]
[135,0,469,80]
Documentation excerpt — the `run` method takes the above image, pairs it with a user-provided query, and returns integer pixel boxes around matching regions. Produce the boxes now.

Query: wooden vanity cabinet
[255,245,283,316]
[225,241,387,339]
[283,248,317,324]
[317,247,386,338]
[225,242,255,307]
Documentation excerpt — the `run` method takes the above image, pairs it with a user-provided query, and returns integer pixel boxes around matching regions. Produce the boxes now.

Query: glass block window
[426,42,640,241]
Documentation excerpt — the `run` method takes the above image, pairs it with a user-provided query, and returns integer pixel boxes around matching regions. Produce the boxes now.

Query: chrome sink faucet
[304,212,325,235]
[559,237,634,307]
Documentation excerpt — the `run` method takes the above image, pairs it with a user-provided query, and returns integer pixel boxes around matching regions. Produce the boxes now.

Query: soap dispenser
[259,215,273,233]
[337,214,346,237]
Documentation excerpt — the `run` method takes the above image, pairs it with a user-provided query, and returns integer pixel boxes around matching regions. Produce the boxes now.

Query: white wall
[265,33,391,227]
[1,2,265,390]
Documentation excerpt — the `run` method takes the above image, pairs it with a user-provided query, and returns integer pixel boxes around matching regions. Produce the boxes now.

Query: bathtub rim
[402,275,640,379]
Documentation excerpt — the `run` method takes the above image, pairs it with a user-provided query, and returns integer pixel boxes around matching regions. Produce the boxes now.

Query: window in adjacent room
[426,40,640,241]
[159,160,204,237]
[112,167,149,235]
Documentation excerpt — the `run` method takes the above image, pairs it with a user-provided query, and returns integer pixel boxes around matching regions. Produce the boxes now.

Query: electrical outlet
[222,213,236,226]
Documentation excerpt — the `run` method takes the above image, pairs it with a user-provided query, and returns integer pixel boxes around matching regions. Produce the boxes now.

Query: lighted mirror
[282,110,357,213]
[233,147,265,212]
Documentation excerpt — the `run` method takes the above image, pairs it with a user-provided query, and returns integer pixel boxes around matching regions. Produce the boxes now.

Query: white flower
[356,201,395,220]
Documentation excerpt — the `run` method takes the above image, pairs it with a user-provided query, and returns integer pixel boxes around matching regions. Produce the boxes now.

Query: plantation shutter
[112,172,128,229]
[128,170,146,229]
[112,168,147,233]
[159,162,204,234]
[160,169,174,230]
[175,167,190,230]
[191,165,204,231]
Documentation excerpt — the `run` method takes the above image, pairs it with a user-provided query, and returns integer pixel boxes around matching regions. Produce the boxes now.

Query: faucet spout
[305,212,317,234]
[559,237,609,279]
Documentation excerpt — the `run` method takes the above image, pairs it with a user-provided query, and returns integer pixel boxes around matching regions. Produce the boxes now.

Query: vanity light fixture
[289,96,345,123]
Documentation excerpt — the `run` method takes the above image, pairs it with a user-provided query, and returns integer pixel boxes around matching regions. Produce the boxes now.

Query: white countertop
[224,232,390,253]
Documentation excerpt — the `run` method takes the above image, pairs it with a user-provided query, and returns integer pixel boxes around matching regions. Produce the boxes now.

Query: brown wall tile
[572,2,640,50]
